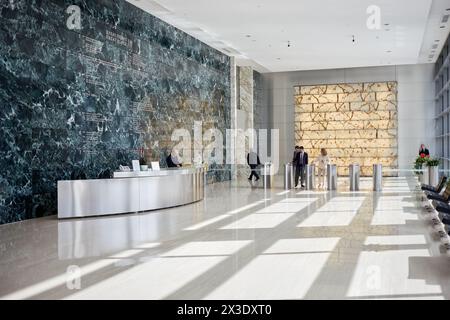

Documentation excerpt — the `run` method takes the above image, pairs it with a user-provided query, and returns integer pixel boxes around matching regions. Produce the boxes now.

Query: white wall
[260,63,435,175]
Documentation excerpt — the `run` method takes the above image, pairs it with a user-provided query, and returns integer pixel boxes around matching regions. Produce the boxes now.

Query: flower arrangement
[413,154,440,175]
[426,157,440,167]
[413,154,428,175]
[139,147,147,165]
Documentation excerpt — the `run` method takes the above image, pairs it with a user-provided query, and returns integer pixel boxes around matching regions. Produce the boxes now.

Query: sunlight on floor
[346,248,442,299]
[205,237,340,299]
[297,196,366,227]
[65,240,253,300]
[1,242,160,300]
[256,198,318,214]
[161,241,252,257]
[220,213,296,229]
[371,195,419,225]
[364,235,427,246]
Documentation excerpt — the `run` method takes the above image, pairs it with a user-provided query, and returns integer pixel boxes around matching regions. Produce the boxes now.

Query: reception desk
[58,167,205,219]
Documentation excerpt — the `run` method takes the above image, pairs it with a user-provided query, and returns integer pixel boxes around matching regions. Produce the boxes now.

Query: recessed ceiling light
[276,58,281,60]
[435,40,440,42]
[385,28,391,31]
[386,50,392,53]
[384,23,390,26]
[245,34,251,38]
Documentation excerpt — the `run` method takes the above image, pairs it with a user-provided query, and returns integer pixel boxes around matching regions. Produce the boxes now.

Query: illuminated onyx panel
[294,82,398,176]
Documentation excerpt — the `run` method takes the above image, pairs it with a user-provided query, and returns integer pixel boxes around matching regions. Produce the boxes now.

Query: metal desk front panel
[58,169,204,219]
[138,172,203,211]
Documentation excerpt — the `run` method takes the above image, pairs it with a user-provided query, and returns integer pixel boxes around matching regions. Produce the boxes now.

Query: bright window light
[161,240,252,257]
[263,237,340,254]
[205,253,331,299]
[220,213,295,229]
[227,200,266,215]
[346,249,442,298]
[256,199,318,214]
[64,256,226,300]
[297,196,365,227]
[364,235,427,246]
[183,214,231,231]
[0,242,163,300]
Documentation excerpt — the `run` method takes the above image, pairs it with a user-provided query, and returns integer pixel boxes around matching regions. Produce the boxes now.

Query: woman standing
[419,144,430,157]
[313,148,330,189]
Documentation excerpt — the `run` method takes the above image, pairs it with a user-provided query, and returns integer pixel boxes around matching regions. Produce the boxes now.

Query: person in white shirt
[313,148,330,189]
[167,148,182,168]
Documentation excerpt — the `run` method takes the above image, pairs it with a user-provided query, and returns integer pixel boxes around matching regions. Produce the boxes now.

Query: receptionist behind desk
[166,148,182,168]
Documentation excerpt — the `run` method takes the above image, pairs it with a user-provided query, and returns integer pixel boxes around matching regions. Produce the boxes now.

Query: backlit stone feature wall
[294,82,398,176]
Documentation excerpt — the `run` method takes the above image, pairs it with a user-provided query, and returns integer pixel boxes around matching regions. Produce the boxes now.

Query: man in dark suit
[293,146,308,188]
[247,149,261,181]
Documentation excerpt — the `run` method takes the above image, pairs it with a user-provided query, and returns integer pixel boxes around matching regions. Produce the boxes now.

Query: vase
[428,165,439,186]
[421,163,429,185]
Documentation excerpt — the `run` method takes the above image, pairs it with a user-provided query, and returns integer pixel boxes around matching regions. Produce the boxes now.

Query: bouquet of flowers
[413,153,429,175]
[426,157,440,167]
[139,147,147,165]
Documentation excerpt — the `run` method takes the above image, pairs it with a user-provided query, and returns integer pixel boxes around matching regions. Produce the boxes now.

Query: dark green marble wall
[0,0,231,224]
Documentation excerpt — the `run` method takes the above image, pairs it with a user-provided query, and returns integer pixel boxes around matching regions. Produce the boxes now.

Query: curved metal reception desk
[58,167,205,219]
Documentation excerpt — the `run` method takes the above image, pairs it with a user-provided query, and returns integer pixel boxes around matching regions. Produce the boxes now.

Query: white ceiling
[128,0,450,73]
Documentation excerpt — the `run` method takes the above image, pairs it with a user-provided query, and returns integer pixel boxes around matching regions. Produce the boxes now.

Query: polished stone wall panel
[294,82,398,176]
[0,0,231,224]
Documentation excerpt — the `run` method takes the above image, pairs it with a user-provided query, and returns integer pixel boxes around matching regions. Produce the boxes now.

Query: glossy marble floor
[1,176,450,300]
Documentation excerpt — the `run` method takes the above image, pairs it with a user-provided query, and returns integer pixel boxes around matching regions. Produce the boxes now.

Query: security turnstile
[373,164,382,191]
[327,164,337,190]
[305,164,315,190]
[263,162,273,189]
[284,163,294,190]
[349,163,360,191]
[428,165,439,187]
[421,163,429,185]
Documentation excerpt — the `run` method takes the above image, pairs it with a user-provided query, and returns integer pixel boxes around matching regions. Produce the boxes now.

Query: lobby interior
[1,0,450,300]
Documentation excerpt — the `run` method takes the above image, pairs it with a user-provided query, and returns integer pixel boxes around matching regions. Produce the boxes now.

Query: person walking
[313,148,330,189]
[247,149,261,181]
[293,146,308,188]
